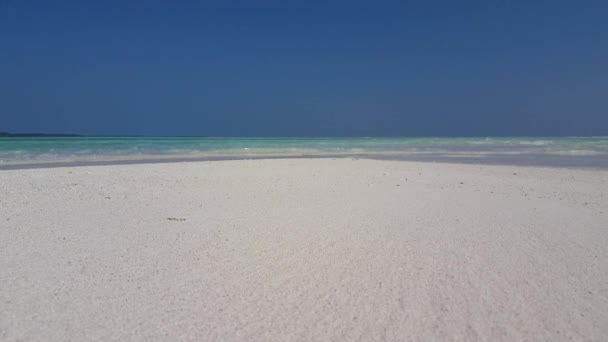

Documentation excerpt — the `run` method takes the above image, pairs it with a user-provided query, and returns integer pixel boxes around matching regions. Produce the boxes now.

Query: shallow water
[1,137,608,169]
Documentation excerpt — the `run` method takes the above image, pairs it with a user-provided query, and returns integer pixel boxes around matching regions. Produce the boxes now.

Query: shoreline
[2,152,608,170]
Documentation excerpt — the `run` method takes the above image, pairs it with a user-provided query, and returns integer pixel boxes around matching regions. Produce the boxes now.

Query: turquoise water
[1,137,608,168]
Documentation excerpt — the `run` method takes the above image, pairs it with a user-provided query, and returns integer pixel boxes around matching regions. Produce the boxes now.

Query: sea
[1,137,608,169]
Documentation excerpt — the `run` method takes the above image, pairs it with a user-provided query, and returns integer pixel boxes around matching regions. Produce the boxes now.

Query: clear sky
[1,1,607,136]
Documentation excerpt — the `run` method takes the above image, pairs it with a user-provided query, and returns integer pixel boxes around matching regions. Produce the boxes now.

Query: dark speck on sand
[167,217,186,221]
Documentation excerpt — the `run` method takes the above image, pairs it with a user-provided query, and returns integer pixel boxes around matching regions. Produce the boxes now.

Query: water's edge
[2,152,608,171]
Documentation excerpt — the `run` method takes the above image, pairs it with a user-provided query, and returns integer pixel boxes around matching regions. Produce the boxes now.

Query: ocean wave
[517,140,553,146]
[546,150,603,156]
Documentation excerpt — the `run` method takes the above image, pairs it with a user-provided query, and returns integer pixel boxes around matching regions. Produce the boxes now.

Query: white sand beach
[1,158,607,341]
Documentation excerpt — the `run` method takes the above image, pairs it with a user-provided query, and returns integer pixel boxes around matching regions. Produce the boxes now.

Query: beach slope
[1,159,607,340]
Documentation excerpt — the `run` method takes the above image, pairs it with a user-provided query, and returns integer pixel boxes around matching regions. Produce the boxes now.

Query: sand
[1,159,607,341]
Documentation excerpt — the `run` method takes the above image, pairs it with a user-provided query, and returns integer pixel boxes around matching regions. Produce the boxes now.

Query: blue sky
[1,1,607,136]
